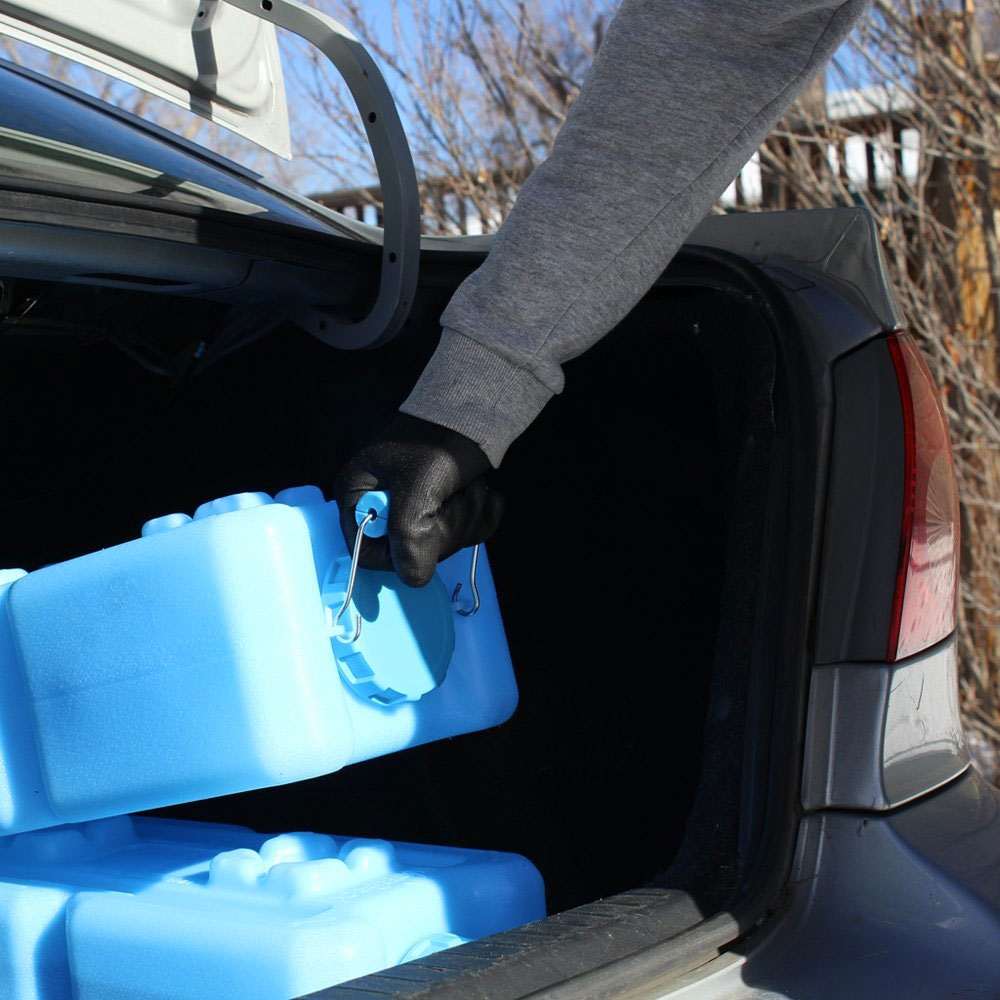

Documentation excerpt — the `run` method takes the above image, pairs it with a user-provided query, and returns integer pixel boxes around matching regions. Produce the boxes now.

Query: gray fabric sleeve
[402,0,868,466]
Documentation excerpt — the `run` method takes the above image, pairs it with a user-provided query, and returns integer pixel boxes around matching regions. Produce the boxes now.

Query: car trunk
[0,248,792,989]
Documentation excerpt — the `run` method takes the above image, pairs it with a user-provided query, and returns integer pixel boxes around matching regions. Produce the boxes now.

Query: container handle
[451,545,481,617]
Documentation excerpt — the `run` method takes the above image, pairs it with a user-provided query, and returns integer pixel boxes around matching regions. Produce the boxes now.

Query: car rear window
[0,62,342,235]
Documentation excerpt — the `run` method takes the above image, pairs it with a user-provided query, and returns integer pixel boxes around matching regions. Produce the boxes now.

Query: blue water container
[0,487,517,834]
[0,814,544,999]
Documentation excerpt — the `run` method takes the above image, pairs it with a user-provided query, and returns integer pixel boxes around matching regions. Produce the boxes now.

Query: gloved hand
[333,413,503,587]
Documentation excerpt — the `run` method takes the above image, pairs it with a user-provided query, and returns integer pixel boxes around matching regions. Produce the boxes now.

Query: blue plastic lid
[324,564,454,707]
[355,491,389,539]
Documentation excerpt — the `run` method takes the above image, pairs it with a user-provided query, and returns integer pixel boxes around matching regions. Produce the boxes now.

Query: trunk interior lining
[0,271,775,920]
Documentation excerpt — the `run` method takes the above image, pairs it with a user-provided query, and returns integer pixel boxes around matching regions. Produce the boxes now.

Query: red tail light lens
[886,333,960,662]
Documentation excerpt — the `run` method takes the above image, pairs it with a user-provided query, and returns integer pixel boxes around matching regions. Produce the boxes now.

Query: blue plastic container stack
[0,486,543,997]
[0,816,544,999]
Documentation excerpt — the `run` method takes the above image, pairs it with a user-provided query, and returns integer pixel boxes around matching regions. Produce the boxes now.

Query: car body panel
[677,771,1000,1000]
[422,206,901,333]
[814,337,906,664]
[802,638,969,811]
[688,207,901,332]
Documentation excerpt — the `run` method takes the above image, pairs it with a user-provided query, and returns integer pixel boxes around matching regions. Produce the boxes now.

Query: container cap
[324,564,454,707]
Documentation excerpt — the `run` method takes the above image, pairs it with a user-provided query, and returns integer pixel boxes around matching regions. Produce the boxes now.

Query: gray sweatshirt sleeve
[401,0,868,466]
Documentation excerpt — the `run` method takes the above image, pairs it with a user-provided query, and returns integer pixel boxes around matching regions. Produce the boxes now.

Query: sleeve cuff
[400,328,555,467]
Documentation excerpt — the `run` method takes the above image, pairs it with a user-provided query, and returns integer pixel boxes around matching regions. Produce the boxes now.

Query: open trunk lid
[0,0,291,158]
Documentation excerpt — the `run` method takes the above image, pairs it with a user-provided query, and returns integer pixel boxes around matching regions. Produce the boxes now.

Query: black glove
[334,413,503,587]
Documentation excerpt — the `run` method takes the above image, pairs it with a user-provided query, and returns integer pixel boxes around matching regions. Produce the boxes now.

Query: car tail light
[886,332,960,661]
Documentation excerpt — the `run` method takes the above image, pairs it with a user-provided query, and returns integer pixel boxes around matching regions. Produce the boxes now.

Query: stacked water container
[0,486,543,999]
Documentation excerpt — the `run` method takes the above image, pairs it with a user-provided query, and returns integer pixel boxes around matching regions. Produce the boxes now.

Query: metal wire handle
[330,510,376,643]
[451,544,481,617]
[335,512,481,633]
